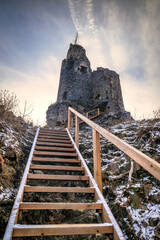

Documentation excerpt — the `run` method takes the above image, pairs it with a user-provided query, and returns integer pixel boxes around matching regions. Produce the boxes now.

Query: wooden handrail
[68,107,160,188]
[71,108,100,126]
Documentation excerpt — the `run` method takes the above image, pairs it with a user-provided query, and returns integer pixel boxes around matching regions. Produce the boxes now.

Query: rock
[155,221,160,239]
[152,192,160,203]
[108,162,120,175]
[149,217,159,227]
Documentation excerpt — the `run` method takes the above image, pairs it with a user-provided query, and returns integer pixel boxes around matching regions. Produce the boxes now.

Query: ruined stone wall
[57,44,92,107]
[92,68,124,113]
[46,43,131,127]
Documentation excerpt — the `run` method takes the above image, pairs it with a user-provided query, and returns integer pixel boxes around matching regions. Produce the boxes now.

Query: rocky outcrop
[46,43,131,127]
[0,114,35,237]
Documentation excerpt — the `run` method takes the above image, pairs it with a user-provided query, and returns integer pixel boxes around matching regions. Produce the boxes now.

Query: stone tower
[46,44,131,127]
[57,44,92,106]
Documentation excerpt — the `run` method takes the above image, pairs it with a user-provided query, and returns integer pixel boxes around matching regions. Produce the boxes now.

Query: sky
[0,0,160,125]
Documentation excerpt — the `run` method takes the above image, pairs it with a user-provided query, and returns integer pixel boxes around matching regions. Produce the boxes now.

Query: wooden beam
[33,151,78,157]
[69,107,160,181]
[27,174,89,181]
[35,146,75,152]
[39,133,68,137]
[30,165,84,171]
[75,115,79,148]
[24,186,95,193]
[19,202,102,210]
[32,157,80,163]
[67,128,125,240]
[13,223,113,237]
[93,129,102,193]
[37,138,71,143]
[36,142,73,147]
[68,109,71,132]
[40,128,66,133]
[38,135,70,140]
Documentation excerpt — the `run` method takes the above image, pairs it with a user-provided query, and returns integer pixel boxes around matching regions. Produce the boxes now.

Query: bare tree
[153,108,160,119]
[0,90,19,117]
[18,101,34,122]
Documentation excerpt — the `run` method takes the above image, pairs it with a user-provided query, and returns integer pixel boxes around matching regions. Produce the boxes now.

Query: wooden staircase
[4,127,124,239]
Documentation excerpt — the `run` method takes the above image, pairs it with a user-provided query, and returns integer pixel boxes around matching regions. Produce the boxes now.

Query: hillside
[76,118,160,240]
[0,117,35,237]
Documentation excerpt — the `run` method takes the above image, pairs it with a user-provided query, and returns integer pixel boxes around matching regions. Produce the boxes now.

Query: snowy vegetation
[76,118,160,240]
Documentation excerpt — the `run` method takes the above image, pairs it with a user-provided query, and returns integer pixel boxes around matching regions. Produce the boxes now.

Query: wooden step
[40,128,66,133]
[35,146,76,152]
[24,186,95,193]
[30,165,84,171]
[34,151,78,157]
[13,223,113,237]
[32,157,80,163]
[38,136,70,140]
[36,142,73,147]
[27,174,89,181]
[37,138,71,143]
[39,133,68,137]
[19,202,102,210]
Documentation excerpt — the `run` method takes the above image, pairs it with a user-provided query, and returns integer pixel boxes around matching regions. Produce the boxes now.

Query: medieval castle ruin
[46,44,131,127]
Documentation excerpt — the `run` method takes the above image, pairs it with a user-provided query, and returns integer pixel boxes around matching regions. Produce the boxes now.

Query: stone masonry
[46,44,131,127]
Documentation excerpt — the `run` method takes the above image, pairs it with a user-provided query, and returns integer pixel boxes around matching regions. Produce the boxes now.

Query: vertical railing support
[98,108,100,116]
[68,109,71,132]
[93,129,102,192]
[75,115,79,148]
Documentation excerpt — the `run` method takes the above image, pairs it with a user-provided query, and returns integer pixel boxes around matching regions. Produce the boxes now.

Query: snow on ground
[73,118,160,239]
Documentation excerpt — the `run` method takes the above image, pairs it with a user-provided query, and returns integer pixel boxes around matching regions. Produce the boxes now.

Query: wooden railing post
[75,116,79,148]
[68,109,71,132]
[93,129,102,192]
[98,108,100,116]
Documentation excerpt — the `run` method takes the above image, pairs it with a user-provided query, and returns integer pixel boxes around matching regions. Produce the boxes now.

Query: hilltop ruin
[46,44,131,127]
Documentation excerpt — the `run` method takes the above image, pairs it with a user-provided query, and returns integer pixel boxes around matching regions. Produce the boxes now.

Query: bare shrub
[153,108,160,119]
[0,90,19,117]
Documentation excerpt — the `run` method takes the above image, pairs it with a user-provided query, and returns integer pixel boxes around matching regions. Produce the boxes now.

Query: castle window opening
[95,94,101,100]
[79,65,87,73]
[63,91,68,100]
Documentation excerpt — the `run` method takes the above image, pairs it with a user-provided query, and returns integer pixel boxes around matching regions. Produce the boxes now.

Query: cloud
[67,0,160,119]
[0,55,60,125]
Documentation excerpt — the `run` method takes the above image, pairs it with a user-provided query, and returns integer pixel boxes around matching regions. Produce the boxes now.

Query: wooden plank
[40,128,66,133]
[38,135,70,140]
[36,142,73,147]
[93,129,102,193]
[27,174,89,181]
[75,115,79,148]
[39,132,68,137]
[24,186,95,193]
[35,146,76,152]
[3,126,40,240]
[32,157,80,163]
[33,151,78,157]
[68,109,71,132]
[37,138,71,143]
[69,107,160,181]
[67,128,125,240]
[30,165,84,171]
[19,202,102,210]
[13,223,113,237]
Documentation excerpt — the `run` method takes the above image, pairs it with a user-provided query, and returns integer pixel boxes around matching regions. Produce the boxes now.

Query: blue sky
[0,0,160,124]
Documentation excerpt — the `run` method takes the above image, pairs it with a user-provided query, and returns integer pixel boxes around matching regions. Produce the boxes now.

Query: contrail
[86,0,97,33]
[67,0,97,34]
